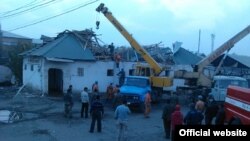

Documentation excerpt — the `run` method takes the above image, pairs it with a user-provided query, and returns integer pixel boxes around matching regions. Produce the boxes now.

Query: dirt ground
[0,87,189,141]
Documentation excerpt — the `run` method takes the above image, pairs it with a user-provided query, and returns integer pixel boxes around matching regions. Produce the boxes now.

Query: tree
[8,42,32,85]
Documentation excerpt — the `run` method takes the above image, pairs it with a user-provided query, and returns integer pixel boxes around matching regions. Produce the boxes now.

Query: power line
[8,0,99,32]
[0,0,40,16]
[0,0,58,19]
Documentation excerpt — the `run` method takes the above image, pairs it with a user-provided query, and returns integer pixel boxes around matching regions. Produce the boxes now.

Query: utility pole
[197,29,201,54]
[0,23,2,60]
[211,33,215,53]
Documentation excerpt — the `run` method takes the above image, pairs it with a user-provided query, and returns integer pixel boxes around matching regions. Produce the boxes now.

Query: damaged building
[20,29,173,96]
[20,28,250,96]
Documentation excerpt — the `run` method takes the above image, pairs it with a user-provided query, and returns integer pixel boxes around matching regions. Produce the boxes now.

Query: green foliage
[8,42,32,85]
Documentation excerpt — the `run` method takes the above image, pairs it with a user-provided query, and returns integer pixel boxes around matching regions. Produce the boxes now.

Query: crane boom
[174,24,250,87]
[96,3,163,75]
[197,25,250,73]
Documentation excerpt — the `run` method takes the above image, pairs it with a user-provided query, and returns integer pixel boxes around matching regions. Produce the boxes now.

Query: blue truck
[117,76,162,112]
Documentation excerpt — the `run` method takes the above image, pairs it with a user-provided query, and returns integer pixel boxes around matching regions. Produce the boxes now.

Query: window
[77,68,84,76]
[129,69,134,76]
[124,77,149,87]
[107,69,114,76]
[31,65,34,71]
[37,66,41,72]
[165,70,170,76]
[24,64,27,70]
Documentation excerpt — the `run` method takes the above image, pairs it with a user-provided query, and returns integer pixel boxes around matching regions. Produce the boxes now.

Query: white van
[210,75,248,102]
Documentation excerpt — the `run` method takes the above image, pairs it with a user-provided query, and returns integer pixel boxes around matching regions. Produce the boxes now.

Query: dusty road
[0,87,189,141]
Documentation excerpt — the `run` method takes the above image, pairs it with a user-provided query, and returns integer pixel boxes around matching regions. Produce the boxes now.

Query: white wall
[164,65,194,92]
[22,57,43,91]
[23,57,191,94]
[23,57,136,94]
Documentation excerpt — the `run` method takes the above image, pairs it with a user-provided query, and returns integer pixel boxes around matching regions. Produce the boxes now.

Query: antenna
[0,23,2,58]
[211,34,215,53]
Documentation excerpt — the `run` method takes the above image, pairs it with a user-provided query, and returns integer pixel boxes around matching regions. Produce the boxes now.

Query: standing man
[115,99,131,141]
[114,52,121,68]
[64,85,74,118]
[204,97,218,125]
[81,87,90,118]
[108,42,115,60]
[215,103,225,125]
[195,95,205,113]
[144,91,152,118]
[91,81,99,103]
[92,81,99,93]
[106,83,114,103]
[171,105,183,141]
[162,98,176,139]
[89,95,104,133]
[184,103,204,125]
[117,69,125,86]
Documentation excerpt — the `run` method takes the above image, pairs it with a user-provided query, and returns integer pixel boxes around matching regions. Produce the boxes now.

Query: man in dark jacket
[117,69,125,86]
[89,95,104,133]
[184,103,204,125]
[215,103,225,125]
[162,98,176,139]
[204,97,218,125]
[64,85,74,118]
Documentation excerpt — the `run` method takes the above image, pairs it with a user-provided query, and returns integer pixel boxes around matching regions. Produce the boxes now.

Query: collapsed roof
[21,29,175,64]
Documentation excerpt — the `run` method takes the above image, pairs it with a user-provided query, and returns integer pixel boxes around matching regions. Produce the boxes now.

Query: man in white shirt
[115,100,131,141]
[81,87,90,118]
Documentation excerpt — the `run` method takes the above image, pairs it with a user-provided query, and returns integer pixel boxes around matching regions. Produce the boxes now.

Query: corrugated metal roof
[20,32,95,61]
[229,54,250,68]
[173,47,203,65]
[1,30,31,39]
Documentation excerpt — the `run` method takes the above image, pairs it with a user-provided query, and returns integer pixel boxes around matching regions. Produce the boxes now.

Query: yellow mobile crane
[96,3,172,88]
[174,25,250,99]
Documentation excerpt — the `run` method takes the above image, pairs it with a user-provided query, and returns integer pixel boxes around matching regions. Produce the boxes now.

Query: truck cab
[224,85,250,125]
[210,75,248,102]
[119,76,151,111]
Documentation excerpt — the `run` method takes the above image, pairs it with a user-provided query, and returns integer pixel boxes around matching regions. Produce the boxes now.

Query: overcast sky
[1,0,250,56]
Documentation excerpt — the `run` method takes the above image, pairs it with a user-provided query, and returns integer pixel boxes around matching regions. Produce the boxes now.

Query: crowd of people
[63,82,130,141]
[63,83,227,141]
[161,93,226,140]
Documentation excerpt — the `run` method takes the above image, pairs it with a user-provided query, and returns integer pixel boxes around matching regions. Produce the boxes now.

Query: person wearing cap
[115,99,131,141]
[80,87,90,118]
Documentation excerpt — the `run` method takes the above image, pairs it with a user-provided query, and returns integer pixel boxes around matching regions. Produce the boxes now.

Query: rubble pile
[40,29,174,64]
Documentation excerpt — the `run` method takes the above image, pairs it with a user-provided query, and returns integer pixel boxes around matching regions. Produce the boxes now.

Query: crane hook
[96,21,100,30]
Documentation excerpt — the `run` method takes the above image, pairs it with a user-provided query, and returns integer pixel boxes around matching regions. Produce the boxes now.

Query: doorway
[48,68,63,96]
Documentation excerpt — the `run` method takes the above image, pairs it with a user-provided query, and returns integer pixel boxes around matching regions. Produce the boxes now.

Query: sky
[1,0,250,56]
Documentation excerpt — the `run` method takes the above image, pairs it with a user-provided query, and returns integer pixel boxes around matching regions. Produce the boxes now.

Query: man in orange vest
[114,53,121,68]
[144,91,152,118]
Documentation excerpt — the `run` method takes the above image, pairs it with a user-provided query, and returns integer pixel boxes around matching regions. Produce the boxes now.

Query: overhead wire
[0,0,59,19]
[0,0,40,16]
[8,0,99,32]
